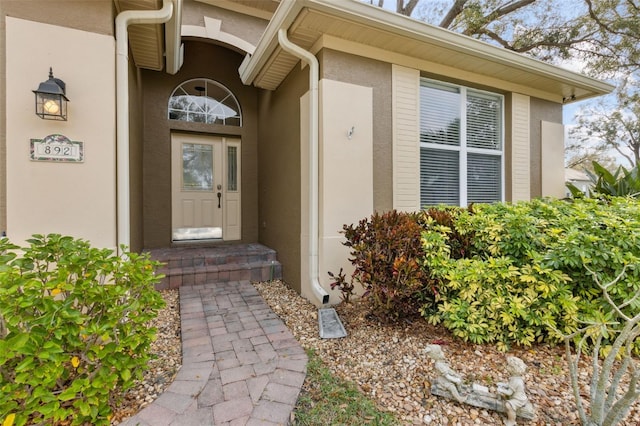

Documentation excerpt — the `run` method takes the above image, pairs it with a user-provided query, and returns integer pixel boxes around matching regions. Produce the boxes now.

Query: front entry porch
[148,244,282,290]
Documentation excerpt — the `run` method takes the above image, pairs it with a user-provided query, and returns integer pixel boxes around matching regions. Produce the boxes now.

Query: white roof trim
[183,17,256,54]
[240,0,613,98]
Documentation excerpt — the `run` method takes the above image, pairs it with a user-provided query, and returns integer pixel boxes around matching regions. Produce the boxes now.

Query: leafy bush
[331,210,435,320]
[567,161,640,198]
[332,198,640,351]
[420,206,474,259]
[541,198,640,298]
[421,198,640,351]
[328,268,355,303]
[0,234,165,426]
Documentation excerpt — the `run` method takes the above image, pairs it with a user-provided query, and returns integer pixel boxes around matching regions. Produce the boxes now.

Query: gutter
[239,0,304,85]
[165,0,184,75]
[115,0,179,251]
[239,0,613,100]
[277,29,329,305]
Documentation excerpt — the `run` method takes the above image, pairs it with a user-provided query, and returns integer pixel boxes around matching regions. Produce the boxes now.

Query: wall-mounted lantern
[33,68,69,121]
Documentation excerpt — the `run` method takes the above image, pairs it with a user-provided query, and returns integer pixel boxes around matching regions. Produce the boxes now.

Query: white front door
[171,133,241,241]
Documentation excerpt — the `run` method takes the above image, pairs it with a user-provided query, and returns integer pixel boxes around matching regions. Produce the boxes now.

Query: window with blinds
[419,79,503,207]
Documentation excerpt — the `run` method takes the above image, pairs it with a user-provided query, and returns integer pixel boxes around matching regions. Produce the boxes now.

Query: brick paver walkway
[120,281,307,425]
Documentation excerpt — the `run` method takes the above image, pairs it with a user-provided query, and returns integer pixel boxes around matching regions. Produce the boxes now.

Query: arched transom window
[168,79,241,126]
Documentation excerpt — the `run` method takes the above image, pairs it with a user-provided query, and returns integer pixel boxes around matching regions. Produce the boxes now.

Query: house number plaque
[30,134,83,162]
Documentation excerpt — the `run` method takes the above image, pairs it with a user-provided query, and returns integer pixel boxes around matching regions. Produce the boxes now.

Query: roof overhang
[240,0,614,103]
[194,0,279,21]
[113,0,183,74]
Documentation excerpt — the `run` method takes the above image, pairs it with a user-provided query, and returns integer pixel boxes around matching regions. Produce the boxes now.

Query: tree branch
[473,28,513,49]
[603,367,640,426]
[565,336,589,423]
[396,0,420,16]
[461,0,536,36]
[439,0,469,29]
[489,0,537,20]
[585,263,632,321]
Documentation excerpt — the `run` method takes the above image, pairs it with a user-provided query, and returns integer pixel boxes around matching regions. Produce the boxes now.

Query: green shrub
[543,197,640,318]
[332,210,435,320]
[421,198,640,351]
[567,161,640,198]
[0,234,165,426]
[420,206,474,259]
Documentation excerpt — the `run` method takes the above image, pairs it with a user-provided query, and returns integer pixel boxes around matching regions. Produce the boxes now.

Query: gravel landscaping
[112,282,640,425]
[254,280,640,426]
[111,290,181,425]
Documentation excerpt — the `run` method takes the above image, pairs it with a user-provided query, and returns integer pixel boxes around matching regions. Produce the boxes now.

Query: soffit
[194,0,280,20]
[248,1,613,102]
[114,0,165,71]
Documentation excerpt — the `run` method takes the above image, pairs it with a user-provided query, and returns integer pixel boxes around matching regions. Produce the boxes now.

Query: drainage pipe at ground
[277,29,329,305]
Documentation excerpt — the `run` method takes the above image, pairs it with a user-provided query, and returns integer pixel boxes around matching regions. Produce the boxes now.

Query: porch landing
[148,244,283,290]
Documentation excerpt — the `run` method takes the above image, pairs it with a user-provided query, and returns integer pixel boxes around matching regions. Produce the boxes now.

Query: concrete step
[147,243,282,290]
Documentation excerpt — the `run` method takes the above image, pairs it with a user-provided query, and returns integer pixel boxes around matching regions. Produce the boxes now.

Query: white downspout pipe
[115,0,174,252]
[277,29,329,304]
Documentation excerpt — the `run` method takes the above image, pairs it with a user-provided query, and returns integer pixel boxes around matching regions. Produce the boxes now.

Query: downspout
[115,0,174,252]
[277,29,329,305]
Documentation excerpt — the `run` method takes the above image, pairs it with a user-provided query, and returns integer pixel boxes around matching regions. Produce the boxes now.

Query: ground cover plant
[0,234,165,426]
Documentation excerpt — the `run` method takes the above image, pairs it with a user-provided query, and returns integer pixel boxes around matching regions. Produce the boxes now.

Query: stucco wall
[530,97,563,198]
[1,1,114,35]
[182,1,268,48]
[313,79,373,304]
[319,49,393,212]
[257,64,307,293]
[0,1,114,241]
[141,41,259,248]
[129,61,144,252]
[5,16,116,247]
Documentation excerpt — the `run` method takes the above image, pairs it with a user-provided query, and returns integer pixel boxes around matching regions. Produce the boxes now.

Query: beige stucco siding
[1,1,114,35]
[182,1,268,48]
[141,41,259,248]
[313,79,373,303]
[316,49,564,213]
[129,60,144,252]
[541,121,566,198]
[529,97,563,198]
[257,63,307,293]
[0,1,114,241]
[319,49,393,212]
[5,17,116,247]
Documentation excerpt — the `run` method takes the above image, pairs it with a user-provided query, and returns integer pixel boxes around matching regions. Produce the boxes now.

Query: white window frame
[420,78,505,207]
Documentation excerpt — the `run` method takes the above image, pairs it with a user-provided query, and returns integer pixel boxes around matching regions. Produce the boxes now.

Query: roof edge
[239,0,305,85]
[320,0,613,95]
[240,0,614,97]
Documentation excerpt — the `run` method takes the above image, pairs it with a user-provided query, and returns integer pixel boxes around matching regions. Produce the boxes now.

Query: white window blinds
[420,147,459,206]
[419,79,503,207]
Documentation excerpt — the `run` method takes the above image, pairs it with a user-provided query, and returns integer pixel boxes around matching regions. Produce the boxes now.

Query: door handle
[217,192,222,208]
